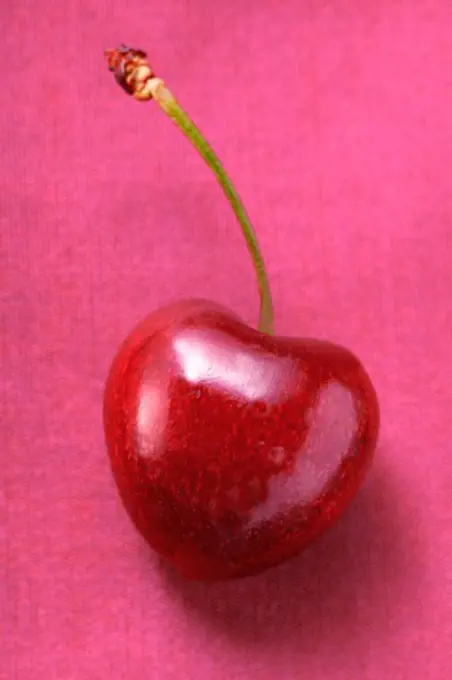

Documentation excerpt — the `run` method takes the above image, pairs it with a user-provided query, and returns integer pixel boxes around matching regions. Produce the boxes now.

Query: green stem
[158,93,274,334]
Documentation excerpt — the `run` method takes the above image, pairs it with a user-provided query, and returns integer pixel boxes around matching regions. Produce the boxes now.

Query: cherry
[103,46,380,581]
[104,299,379,580]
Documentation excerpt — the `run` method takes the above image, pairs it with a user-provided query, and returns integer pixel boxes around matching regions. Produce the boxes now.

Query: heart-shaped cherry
[103,46,380,581]
[104,298,379,580]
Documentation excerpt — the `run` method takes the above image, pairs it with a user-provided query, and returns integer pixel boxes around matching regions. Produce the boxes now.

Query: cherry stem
[161,97,274,334]
[105,46,274,335]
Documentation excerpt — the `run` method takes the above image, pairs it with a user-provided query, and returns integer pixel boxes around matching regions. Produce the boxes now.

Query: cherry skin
[104,299,379,581]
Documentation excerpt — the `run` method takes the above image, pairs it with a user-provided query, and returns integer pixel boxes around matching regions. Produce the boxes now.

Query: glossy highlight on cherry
[103,46,380,581]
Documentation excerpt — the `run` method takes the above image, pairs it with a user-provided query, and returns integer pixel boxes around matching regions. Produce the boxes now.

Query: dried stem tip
[104,44,157,100]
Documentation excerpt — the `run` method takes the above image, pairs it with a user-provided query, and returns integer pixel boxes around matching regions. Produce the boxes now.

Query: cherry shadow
[154,444,422,652]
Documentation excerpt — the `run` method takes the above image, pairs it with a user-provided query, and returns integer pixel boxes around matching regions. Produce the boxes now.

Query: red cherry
[103,47,380,580]
[104,299,379,581]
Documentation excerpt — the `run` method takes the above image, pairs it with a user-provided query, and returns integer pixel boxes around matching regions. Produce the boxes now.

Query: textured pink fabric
[2,1,452,678]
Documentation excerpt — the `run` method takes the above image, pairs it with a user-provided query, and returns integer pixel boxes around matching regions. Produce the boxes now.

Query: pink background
[2,1,452,678]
